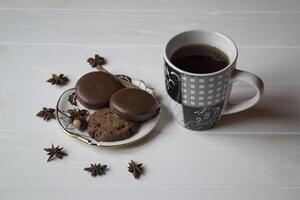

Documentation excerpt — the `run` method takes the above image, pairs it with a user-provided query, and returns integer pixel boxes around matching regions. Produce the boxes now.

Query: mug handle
[223,69,264,115]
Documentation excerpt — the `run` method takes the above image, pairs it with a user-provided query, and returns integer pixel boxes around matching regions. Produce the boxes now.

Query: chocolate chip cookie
[87,108,138,142]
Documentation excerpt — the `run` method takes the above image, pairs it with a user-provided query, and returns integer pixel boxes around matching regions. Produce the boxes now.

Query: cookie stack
[75,71,160,142]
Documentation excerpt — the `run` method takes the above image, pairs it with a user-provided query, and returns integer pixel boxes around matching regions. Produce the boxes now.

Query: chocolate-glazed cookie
[110,88,160,122]
[87,108,138,142]
[75,72,123,109]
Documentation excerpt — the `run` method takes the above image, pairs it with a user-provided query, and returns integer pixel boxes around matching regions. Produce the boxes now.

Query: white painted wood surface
[0,0,300,199]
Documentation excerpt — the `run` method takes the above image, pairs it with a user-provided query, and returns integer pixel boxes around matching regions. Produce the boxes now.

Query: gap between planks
[1,8,300,14]
[0,183,300,188]
[1,42,300,49]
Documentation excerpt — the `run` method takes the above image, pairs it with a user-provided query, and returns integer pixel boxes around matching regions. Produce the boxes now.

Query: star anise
[68,92,77,106]
[73,117,88,132]
[84,163,108,177]
[36,107,56,121]
[87,54,106,68]
[66,108,89,131]
[67,108,89,122]
[43,144,68,162]
[128,160,144,179]
[47,74,69,86]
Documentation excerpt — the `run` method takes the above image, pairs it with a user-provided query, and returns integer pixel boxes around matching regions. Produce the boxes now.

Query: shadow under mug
[164,30,264,130]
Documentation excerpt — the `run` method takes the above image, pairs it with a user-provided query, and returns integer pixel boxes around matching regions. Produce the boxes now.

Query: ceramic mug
[164,30,264,130]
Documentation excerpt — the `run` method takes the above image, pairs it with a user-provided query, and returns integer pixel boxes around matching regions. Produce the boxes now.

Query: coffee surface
[170,44,229,74]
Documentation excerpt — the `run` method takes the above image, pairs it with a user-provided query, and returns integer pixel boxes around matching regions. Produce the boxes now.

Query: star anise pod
[43,144,68,162]
[66,108,89,131]
[84,163,108,177]
[47,74,69,86]
[68,92,77,106]
[67,108,89,122]
[87,54,106,68]
[73,117,88,132]
[128,160,144,179]
[36,107,56,121]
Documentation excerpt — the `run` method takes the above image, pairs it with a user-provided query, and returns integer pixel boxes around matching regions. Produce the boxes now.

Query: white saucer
[55,76,160,147]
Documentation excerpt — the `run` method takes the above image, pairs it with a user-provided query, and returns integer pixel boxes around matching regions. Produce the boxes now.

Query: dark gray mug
[164,30,264,130]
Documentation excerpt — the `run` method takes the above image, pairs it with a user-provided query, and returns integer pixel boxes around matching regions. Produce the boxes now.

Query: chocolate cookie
[75,72,123,109]
[110,88,160,122]
[87,108,138,142]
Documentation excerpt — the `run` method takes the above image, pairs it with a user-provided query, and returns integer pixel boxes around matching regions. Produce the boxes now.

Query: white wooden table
[1,0,300,199]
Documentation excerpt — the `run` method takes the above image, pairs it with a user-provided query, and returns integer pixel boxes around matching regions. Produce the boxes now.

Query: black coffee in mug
[170,44,229,74]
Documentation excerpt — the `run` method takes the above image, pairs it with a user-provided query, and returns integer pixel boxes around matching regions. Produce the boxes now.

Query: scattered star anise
[128,160,144,179]
[43,144,68,162]
[87,54,106,68]
[47,74,69,86]
[36,107,56,121]
[84,163,108,177]
[68,92,77,106]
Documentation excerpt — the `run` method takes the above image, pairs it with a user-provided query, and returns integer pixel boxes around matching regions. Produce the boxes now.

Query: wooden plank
[0,0,300,12]
[0,45,299,86]
[0,185,300,200]
[0,10,300,46]
[0,131,300,187]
